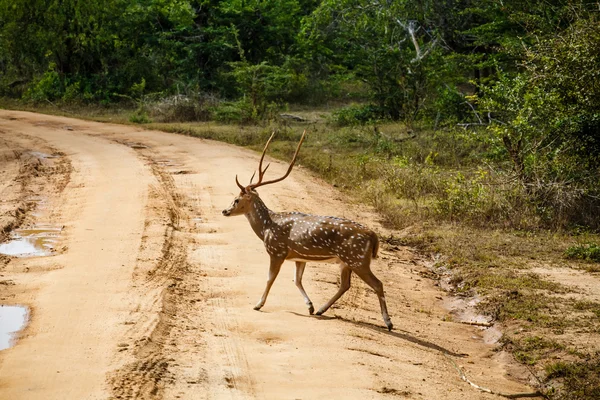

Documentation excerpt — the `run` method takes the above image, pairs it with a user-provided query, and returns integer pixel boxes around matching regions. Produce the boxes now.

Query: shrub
[224,61,295,120]
[129,108,152,124]
[23,67,63,102]
[332,104,384,126]
[436,170,493,221]
[212,100,252,123]
[433,85,471,123]
[565,243,600,262]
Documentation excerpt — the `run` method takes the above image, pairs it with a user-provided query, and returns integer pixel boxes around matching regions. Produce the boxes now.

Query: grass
[544,355,600,399]
[503,335,565,365]
[2,98,600,398]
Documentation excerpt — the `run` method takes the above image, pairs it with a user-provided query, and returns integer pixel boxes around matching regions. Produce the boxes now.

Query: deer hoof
[253,305,263,311]
[315,309,324,316]
[308,305,315,315]
[386,321,394,331]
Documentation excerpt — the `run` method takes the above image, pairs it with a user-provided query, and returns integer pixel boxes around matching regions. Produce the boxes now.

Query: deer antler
[235,175,245,191]
[245,130,306,191]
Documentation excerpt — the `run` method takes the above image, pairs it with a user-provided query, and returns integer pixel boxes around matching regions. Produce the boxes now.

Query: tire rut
[108,146,191,400]
[0,132,71,271]
[193,186,256,400]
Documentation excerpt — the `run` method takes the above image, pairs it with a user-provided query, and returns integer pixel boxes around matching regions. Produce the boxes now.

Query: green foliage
[332,104,383,126]
[436,170,491,221]
[23,67,63,102]
[433,86,470,123]
[225,61,297,120]
[300,0,448,120]
[212,101,245,123]
[474,13,600,229]
[129,109,152,124]
[565,243,600,263]
[508,335,564,365]
[544,355,600,400]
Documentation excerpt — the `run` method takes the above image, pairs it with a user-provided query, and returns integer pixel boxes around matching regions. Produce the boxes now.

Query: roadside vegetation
[1,0,600,397]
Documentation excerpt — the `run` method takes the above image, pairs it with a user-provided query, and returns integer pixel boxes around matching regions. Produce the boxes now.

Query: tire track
[108,146,191,400]
[191,185,256,399]
[0,131,71,269]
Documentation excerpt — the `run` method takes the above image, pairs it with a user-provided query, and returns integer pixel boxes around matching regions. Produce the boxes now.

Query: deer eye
[234,199,239,204]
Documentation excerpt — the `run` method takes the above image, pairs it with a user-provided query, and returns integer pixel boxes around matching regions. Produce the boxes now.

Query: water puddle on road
[444,295,502,345]
[435,264,502,344]
[0,225,62,257]
[0,305,28,350]
[27,151,59,160]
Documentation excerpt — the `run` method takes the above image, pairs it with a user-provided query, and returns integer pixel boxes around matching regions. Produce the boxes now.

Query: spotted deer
[222,131,393,330]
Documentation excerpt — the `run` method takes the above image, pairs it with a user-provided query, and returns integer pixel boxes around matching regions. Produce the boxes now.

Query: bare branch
[396,20,439,63]
[464,101,483,124]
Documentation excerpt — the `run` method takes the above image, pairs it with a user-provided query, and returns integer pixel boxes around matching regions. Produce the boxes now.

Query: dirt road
[0,110,538,399]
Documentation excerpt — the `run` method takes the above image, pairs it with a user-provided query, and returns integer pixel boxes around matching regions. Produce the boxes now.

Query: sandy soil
[0,110,540,399]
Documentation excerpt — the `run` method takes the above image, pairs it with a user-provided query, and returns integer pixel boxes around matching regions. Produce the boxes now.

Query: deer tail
[371,232,379,259]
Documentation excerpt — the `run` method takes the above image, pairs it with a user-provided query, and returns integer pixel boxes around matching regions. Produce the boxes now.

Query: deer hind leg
[353,267,393,331]
[254,256,284,311]
[316,265,352,316]
[295,262,314,315]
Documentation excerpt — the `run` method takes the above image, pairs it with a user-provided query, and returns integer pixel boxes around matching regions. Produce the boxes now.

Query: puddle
[28,151,58,159]
[26,196,48,214]
[444,295,490,325]
[0,225,62,257]
[0,305,28,350]
[433,263,502,343]
[443,295,502,345]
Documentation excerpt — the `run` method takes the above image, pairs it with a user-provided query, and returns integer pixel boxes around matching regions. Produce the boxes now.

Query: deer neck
[245,195,273,239]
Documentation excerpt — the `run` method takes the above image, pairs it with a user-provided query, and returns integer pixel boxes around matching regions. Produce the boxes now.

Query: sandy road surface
[0,110,539,399]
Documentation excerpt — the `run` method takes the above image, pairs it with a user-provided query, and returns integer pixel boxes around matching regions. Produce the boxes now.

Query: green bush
[332,104,383,126]
[211,100,249,123]
[23,67,63,102]
[433,85,470,123]
[565,243,600,262]
[224,61,294,120]
[129,109,152,124]
[436,170,492,221]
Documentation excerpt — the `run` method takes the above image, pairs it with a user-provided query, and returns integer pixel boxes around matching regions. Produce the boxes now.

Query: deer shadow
[288,311,468,358]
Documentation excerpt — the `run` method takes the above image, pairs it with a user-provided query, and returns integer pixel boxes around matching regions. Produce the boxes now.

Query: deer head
[222,130,306,217]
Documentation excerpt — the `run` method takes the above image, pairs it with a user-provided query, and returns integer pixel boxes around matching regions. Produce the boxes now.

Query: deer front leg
[316,266,352,316]
[294,261,314,315]
[254,256,284,311]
